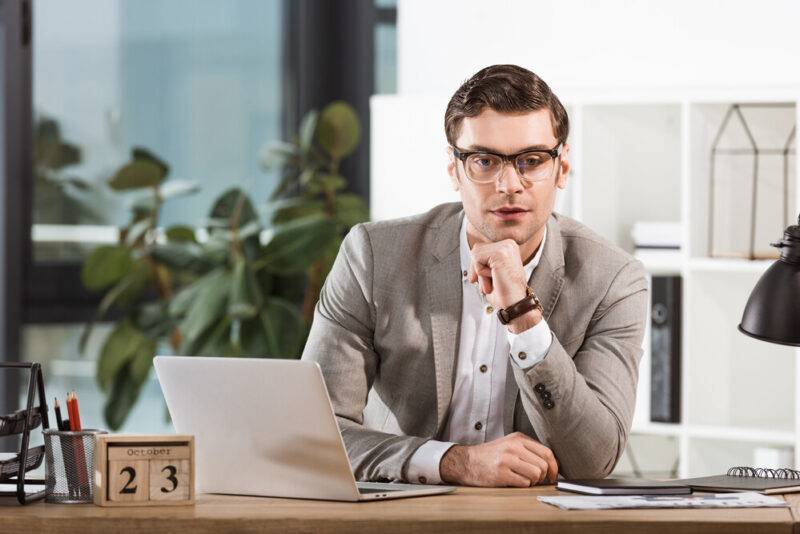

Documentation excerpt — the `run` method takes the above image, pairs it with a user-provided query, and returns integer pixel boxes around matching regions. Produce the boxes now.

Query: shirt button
[462,270,468,277]
[485,306,494,314]
[534,383,546,393]
[474,421,483,430]
[518,351,527,360]
[479,364,488,373]
[419,476,427,484]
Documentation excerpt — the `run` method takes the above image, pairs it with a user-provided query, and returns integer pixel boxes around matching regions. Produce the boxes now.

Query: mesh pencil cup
[43,428,107,503]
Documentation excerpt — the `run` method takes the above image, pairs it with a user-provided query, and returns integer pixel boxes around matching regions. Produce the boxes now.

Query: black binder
[650,275,682,423]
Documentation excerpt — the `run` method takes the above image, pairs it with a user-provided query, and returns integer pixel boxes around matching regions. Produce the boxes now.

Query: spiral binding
[726,466,800,479]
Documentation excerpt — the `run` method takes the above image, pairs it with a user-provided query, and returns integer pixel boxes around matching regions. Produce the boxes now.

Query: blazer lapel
[503,214,566,434]
[425,210,463,436]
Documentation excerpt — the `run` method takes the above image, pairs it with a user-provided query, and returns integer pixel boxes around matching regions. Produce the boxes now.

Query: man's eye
[473,157,494,168]
[521,156,544,166]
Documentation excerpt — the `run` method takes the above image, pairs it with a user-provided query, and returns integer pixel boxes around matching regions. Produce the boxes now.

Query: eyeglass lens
[465,152,555,183]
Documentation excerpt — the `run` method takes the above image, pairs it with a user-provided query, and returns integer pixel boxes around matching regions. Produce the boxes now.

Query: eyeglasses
[451,143,563,185]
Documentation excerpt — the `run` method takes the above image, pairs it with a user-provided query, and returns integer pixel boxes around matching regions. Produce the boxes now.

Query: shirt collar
[459,215,546,282]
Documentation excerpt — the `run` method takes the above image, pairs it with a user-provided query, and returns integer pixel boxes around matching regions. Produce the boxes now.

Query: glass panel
[33,0,284,261]
[374,23,397,95]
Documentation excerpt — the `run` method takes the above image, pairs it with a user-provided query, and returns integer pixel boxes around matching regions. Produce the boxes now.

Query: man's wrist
[439,445,468,485]
[506,308,543,334]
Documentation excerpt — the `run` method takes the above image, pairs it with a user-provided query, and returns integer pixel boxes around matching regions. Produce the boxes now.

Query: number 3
[161,465,178,493]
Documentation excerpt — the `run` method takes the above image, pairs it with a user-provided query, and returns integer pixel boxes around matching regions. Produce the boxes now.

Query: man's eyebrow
[465,143,554,153]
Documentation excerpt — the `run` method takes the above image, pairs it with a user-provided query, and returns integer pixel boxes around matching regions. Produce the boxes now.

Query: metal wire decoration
[709,103,796,259]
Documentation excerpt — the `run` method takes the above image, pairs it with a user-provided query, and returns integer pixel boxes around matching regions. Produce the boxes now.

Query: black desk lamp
[739,214,800,346]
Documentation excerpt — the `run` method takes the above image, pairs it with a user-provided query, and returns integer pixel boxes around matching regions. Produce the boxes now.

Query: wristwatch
[496,286,543,325]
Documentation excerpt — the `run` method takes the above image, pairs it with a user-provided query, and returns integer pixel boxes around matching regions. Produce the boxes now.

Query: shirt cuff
[405,440,457,485]
[507,318,553,369]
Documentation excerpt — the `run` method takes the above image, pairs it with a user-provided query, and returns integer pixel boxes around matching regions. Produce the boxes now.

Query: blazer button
[474,421,483,430]
[544,400,555,409]
[518,351,527,360]
[419,476,427,484]
[534,383,546,393]
[541,391,552,400]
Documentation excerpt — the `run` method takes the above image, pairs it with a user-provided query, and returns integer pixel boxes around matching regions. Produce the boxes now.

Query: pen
[54,397,64,431]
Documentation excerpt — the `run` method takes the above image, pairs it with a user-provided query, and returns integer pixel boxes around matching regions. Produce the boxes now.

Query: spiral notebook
[679,466,800,495]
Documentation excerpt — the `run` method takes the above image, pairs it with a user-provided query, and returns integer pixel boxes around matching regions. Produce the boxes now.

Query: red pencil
[65,392,75,431]
[70,391,83,431]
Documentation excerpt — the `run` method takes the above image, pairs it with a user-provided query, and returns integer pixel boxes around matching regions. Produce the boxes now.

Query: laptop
[153,356,456,501]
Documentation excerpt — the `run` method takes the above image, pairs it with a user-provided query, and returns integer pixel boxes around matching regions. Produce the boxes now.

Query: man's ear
[556,143,570,190]
[446,146,460,191]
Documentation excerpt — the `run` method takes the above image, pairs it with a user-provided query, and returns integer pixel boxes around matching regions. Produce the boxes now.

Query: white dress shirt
[404,217,553,484]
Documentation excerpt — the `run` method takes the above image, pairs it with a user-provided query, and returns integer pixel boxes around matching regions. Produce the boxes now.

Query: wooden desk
[2,487,798,534]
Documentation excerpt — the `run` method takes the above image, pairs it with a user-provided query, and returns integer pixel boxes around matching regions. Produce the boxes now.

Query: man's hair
[444,64,569,147]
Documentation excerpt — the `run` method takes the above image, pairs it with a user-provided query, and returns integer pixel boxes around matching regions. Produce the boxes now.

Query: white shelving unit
[370,89,800,479]
[566,91,800,478]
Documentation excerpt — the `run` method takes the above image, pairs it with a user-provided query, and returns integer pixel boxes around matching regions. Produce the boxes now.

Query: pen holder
[43,428,107,504]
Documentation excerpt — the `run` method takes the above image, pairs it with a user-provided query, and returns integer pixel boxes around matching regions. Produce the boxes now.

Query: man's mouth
[490,206,529,220]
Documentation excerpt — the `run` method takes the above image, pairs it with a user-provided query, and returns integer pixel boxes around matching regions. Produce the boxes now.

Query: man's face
[447,108,569,261]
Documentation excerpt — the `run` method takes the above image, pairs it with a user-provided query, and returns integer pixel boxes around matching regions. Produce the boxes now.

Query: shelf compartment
[0,445,45,482]
[0,407,42,437]
[684,270,795,432]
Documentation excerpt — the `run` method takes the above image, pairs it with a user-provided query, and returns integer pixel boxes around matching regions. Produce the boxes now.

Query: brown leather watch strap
[496,287,543,325]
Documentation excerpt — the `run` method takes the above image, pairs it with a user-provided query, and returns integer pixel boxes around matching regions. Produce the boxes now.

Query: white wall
[397,0,800,96]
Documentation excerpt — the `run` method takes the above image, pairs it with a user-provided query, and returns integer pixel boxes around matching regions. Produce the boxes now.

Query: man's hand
[468,240,542,333]
[439,432,558,487]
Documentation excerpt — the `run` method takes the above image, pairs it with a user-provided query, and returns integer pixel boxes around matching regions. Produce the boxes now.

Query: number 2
[120,466,137,494]
[161,465,178,493]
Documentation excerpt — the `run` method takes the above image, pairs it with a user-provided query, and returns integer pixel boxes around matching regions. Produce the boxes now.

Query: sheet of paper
[538,492,788,510]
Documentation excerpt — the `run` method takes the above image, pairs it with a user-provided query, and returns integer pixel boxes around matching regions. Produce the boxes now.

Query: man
[302,65,648,487]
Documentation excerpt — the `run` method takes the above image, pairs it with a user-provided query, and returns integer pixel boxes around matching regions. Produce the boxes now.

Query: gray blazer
[302,202,648,481]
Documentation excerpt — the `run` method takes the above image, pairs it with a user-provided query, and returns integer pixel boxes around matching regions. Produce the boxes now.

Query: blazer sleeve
[301,224,427,482]
[511,258,648,479]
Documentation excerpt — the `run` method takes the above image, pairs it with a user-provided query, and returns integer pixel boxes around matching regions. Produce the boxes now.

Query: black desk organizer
[0,362,50,504]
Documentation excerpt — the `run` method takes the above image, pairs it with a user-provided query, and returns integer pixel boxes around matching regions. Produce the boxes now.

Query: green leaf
[160,180,200,200]
[261,216,339,275]
[269,169,300,201]
[82,245,134,290]
[240,297,306,358]
[165,225,197,243]
[109,160,164,191]
[208,188,259,229]
[125,218,151,246]
[334,193,370,228]
[96,319,141,392]
[228,259,263,319]
[317,101,361,159]
[103,362,147,431]
[299,110,319,151]
[270,197,326,224]
[150,243,214,274]
[259,141,300,170]
[132,147,169,179]
[132,302,172,339]
[79,261,151,353]
[236,221,262,241]
[307,173,346,195]
[129,335,158,384]
[179,315,232,357]
[179,269,231,343]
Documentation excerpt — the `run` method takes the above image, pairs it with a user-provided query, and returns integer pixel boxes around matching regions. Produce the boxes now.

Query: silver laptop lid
[154,356,360,501]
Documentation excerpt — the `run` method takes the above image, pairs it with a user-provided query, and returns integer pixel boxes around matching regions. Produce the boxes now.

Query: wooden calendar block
[149,459,190,501]
[108,460,149,502]
[94,435,195,507]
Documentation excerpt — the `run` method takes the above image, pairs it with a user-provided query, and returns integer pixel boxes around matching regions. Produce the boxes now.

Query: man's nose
[495,160,524,194]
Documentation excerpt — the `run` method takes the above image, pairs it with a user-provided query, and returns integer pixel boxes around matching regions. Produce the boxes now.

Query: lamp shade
[739,217,800,346]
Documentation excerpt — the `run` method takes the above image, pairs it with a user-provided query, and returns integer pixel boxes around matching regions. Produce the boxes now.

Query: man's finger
[519,437,559,482]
